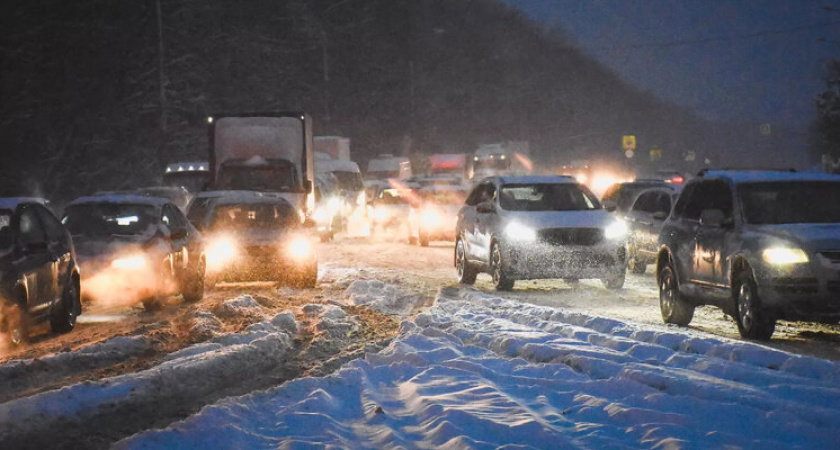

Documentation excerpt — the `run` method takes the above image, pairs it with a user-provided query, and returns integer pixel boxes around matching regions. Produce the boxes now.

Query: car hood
[749,223,840,251]
[499,209,616,230]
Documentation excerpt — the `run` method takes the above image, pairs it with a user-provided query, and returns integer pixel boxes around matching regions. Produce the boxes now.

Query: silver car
[455,176,628,290]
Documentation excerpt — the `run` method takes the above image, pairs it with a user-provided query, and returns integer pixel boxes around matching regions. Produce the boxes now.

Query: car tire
[659,260,694,326]
[419,232,429,247]
[408,235,417,245]
[627,244,647,274]
[320,230,333,243]
[455,239,477,285]
[734,272,775,340]
[142,297,163,312]
[181,259,205,304]
[602,270,625,290]
[491,241,515,291]
[50,277,80,334]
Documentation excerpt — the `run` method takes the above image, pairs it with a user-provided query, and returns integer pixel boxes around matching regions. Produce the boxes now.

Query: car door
[643,191,673,258]
[34,204,73,307]
[473,182,497,263]
[15,203,55,315]
[459,183,486,260]
[693,181,733,289]
[627,191,657,256]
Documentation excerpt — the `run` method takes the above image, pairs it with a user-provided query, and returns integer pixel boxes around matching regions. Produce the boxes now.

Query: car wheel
[659,260,694,326]
[181,259,205,304]
[320,230,333,243]
[419,232,429,247]
[408,234,418,245]
[490,241,515,291]
[142,297,163,312]
[5,301,29,346]
[455,239,477,285]
[602,270,625,290]
[50,277,80,333]
[627,244,646,274]
[734,272,775,340]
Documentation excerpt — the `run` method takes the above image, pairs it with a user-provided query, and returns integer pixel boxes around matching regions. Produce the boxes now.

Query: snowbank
[341,279,423,316]
[118,289,840,448]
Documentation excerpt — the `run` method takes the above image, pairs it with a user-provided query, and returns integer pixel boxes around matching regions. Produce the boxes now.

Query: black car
[624,187,679,273]
[62,195,205,311]
[656,170,840,340]
[191,195,318,288]
[0,198,81,344]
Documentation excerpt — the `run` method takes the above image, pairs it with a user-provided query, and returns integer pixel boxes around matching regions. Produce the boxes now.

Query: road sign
[684,150,695,162]
[625,150,634,159]
[622,135,636,150]
[650,149,662,161]
[759,123,771,135]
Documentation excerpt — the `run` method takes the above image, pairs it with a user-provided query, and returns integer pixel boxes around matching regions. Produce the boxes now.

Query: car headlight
[374,207,388,222]
[312,208,329,223]
[505,222,536,241]
[762,247,809,265]
[288,237,312,259]
[421,209,441,228]
[207,237,237,268]
[357,191,366,206]
[327,197,341,213]
[111,255,147,269]
[604,220,628,240]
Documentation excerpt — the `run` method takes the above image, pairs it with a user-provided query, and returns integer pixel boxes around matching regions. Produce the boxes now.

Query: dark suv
[0,198,81,344]
[656,170,840,340]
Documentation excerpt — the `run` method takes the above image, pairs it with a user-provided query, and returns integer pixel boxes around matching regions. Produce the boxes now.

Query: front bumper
[208,245,315,282]
[77,258,163,303]
[503,241,625,280]
[755,260,840,321]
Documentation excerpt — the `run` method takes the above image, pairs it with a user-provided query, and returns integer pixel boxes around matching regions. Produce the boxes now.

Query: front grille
[538,228,603,246]
[772,277,818,294]
[820,251,840,263]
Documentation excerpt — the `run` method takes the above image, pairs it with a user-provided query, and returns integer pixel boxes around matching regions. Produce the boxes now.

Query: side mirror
[700,209,726,227]
[602,200,617,213]
[652,211,668,221]
[476,201,495,214]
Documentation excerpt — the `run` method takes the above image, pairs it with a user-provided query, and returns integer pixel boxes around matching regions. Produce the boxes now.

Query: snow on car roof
[69,194,169,207]
[700,170,840,183]
[497,175,578,184]
[0,197,48,210]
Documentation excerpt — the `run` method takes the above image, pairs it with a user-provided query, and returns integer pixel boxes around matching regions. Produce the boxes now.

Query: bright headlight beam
[605,220,628,240]
[207,237,237,267]
[505,222,536,241]
[288,238,311,259]
[111,255,146,269]
[762,247,809,265]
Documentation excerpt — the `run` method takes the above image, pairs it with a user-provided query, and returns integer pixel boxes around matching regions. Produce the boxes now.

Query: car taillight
[671,175,685,184]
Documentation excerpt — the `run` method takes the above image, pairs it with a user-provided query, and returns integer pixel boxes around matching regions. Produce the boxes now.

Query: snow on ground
[341,279,424,316]
[118,288,840,449]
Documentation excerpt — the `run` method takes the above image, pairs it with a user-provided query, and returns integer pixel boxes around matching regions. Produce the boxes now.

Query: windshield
[209,203,297,231]
[218,164,298,192]
[0,211,12,251]
[739,181,840,224]
[332,171,364,191]
[62,204,158,236]
[500,183,599,211]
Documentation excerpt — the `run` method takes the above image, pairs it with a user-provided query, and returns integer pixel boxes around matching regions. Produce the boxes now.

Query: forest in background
[0,0,811,202]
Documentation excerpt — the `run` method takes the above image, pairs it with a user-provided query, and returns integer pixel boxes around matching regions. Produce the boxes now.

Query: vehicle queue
[2,166,840,345]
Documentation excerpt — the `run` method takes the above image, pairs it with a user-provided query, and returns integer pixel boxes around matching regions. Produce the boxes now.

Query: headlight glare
[288,237,312,259]
[421,209,441,228]
[505,222,536,241]
[207,237,237,267]
[605,220,628,240]
[762,247,809,265]
[111,255,146,269]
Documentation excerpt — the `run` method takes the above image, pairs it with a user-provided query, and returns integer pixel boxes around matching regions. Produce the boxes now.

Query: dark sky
[504,0,840,132]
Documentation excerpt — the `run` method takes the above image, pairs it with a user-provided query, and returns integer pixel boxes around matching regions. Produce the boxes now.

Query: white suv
[455,176,627,290]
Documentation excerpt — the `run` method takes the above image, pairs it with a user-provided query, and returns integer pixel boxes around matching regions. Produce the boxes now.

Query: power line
[592,20,840,52]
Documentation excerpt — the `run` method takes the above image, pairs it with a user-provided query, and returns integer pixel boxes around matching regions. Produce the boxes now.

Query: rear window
[62,204,158,236]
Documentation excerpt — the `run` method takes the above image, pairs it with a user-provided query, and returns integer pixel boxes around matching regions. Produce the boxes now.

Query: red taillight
[671,175,685,184]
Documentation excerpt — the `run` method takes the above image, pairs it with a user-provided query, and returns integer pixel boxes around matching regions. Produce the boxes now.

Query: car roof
[698,170,840,184]
[193,190,266,200]
[495,175,577,184]
[0,197,48,210]
[69,194,169,207]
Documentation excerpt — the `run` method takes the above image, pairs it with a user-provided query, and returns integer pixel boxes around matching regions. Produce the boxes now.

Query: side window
[34,205,69,246]
[654,192,672,214]
[466,183,494,206]
[186,198,210,227]
[465,185,483,206]
[18,205,47,246]
[673,183,696,219]
[163,204,187,229]
[682,180,733,221]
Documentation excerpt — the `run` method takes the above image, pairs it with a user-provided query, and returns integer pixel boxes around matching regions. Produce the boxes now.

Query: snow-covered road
[118,287,840,449]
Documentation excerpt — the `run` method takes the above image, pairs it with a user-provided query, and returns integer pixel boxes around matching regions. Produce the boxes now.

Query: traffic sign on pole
[622,135,636,151]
